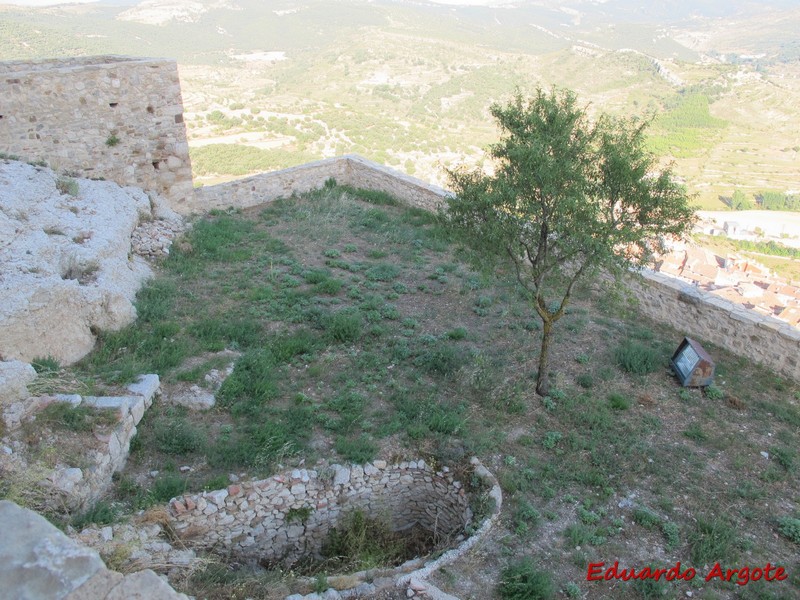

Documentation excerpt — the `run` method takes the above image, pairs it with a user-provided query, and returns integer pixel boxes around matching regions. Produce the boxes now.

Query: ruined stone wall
[169,460,470,565]
[0,56,193,211]
[190,155,448,214]
[627,270,800,382]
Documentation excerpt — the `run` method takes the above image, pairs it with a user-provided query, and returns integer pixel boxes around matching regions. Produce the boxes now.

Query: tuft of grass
[37,403,117,432]
[364,263,401,282]
[498,558,555,600]
[150,474,188,502]
[56,176,79,197]
[325,308,364,343]
[683,422,708,443]
[152,416,206,455]
[216,349,279,410]
[320,509,404,572]
[31,356,60,374]
[71,500,118,529]
[615,341,662,375]
[688,517,737,564]
[414,341,467,376]
[633,508,661,529]
[335,434,377,464]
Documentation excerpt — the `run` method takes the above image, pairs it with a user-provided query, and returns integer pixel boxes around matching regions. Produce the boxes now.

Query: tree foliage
[445,88,694,395]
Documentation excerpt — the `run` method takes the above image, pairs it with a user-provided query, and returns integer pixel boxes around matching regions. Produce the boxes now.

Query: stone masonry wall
[0,56,193,211]
[190,155,448,214]
[627,270,800,381]
[169,460,470,566]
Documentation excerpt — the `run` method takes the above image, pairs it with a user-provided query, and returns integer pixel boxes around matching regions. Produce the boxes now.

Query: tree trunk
[536,318,553,396]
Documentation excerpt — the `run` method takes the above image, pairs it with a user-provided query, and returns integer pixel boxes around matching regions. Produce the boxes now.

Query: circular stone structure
[169,460,473,567]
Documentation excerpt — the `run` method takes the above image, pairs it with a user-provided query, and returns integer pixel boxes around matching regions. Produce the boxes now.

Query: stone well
[169,460,472,567]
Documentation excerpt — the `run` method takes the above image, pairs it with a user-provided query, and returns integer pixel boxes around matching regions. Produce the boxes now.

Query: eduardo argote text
[587,561,789,586]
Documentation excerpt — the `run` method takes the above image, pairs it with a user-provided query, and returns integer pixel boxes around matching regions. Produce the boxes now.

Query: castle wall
[627,270,800,380]
[0,56,192,211]
[190,155,447,214]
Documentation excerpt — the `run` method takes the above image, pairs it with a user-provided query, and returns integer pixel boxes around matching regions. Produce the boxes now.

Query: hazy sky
[2,0,99,5]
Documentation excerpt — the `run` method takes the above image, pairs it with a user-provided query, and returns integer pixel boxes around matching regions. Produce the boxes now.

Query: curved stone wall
[169,460,471,566]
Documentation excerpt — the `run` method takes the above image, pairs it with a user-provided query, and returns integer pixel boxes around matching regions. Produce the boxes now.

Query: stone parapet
[190,155,448,214]
[627,270,800,381]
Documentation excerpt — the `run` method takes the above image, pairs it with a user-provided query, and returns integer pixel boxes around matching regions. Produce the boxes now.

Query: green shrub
[150,475,188,502]
[615,341,661,375]
[608,393,631,410]
[498,558,554,600]
[364,263,401,281]
[576,373,594,389]
[704,384,724,400]
[105,134,120,147]
[777,516,800,544]
[633,508,661,529]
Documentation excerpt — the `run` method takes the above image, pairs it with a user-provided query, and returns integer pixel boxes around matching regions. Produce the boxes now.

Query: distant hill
[1,0,798,209]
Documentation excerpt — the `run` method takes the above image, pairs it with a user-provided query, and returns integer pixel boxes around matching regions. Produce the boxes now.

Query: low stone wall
[169,460,470,566]
[1,374,159,510]
[628,270,800,381]
[189,155,448,214]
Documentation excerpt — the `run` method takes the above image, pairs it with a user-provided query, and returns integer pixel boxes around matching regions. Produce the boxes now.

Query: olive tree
[445,88,694,396]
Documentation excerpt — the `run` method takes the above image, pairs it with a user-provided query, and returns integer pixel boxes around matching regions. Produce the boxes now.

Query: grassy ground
[71,185,800,600]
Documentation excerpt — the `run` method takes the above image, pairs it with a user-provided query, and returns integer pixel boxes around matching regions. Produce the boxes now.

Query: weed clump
[777,516,800,544]
[498,558,554,600]
[614,341,662,375]
[319,510,406,571]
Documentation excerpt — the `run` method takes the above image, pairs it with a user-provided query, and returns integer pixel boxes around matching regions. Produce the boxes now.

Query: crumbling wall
[0,56,192,211]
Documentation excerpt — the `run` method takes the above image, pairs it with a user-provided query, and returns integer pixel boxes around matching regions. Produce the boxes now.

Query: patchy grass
[64,185,800,599]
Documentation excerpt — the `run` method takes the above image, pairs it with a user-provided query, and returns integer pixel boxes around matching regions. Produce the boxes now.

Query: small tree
[445,88,694,395]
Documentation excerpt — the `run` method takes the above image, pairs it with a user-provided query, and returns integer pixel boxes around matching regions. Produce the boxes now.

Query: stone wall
[169,460,470,566]
[628,270,800,381]
[190,154,448,214]
[0,56,193,211]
